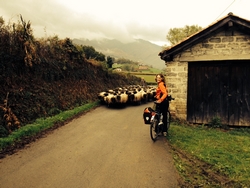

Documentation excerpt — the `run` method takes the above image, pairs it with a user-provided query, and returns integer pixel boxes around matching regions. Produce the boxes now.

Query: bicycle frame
[150,95,174,142]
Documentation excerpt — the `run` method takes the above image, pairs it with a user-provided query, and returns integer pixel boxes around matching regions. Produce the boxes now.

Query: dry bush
[0,16,141,136]
[0,93,20,133]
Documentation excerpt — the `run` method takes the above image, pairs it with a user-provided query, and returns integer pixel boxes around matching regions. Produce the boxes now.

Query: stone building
[159,13,250,126]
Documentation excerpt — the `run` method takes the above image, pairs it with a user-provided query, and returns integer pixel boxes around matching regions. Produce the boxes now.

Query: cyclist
[154,73,169,136]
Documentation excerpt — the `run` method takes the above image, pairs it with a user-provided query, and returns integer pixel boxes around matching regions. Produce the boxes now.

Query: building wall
[166,30,250,121]
[166,62,188,120]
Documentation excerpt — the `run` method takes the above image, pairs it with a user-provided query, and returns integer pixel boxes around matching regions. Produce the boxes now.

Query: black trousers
[159,100,169,132]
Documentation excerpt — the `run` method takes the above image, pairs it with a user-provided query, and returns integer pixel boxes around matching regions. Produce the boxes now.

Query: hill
[72,38,166,70]
[0,20,141,136]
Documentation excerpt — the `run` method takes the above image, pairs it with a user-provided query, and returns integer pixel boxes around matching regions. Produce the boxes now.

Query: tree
[95,52,105,61]
[82,45,96,59]
[106,56,114,68]
[81,45,105,61]
[166,25,203,46]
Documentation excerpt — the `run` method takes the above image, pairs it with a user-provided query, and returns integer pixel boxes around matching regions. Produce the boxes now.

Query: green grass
[113,64,162,83]
[129,72,159,83]
[137,74,156,83]
[0,101,99,151]
[168,123,250,186]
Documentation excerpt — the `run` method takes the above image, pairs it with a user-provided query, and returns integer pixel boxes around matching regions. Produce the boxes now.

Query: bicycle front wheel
[166,111,171,132]
[150,118,158,142]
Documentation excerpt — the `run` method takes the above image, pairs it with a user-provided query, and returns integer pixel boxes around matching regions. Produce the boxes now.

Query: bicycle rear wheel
[166,111,171,132]
[150,118,159,142]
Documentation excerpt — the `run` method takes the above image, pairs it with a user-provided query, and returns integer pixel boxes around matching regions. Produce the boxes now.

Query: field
[131,73,157,83]
[113,63,163,84]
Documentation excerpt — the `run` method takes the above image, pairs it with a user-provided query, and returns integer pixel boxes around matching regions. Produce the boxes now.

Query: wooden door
[187,61,250,126]
[228,62,250,126]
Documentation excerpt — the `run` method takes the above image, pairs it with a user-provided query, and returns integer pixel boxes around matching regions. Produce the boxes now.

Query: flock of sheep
[98,85,157,107]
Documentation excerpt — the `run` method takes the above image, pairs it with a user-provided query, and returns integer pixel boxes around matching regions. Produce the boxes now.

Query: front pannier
[143,107,155,124]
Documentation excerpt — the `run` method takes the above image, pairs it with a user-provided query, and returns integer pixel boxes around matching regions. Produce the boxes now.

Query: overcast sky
[1,0,249,46]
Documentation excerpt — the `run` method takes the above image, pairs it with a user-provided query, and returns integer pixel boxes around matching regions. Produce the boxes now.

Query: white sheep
[98,91,108,104]
[130,89,142,105]
[140,89,148,103]
[146,87,156,101]
[104,92,116,107]
[116,91,129,105]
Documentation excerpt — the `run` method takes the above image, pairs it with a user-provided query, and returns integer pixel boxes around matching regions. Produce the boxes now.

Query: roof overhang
[159,13,250,62]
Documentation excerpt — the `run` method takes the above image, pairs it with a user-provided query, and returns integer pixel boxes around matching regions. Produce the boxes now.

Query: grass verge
[0,101,99,152]
[167,122,250,187]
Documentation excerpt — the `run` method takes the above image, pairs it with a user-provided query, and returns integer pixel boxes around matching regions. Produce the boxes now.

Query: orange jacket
[155,81,168,102]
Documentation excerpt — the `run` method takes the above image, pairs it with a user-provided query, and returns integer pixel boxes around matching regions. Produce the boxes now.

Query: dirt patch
[169,145,242,188]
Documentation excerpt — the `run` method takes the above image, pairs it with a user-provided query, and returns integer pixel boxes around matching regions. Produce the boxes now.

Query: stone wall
[165,30,250,121]
[174,30,250,62]
[166,61,188,120]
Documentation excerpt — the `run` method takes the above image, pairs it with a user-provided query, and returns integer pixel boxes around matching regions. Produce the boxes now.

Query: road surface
[0,102,181,188]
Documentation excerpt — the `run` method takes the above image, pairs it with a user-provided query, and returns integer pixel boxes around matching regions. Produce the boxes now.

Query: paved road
[0,102,180,188]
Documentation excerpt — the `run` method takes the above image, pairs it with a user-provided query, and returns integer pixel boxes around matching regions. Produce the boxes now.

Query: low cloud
[1,0,248,45]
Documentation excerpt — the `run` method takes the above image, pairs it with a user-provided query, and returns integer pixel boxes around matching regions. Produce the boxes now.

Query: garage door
[187,60,250,126]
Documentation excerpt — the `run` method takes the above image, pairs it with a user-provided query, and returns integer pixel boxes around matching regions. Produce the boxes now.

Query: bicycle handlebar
[167,95,175,101]
[154,95,175,104]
